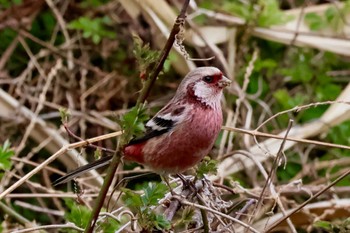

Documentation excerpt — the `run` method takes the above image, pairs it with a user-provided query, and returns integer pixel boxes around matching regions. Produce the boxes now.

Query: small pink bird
[54,67,231,185]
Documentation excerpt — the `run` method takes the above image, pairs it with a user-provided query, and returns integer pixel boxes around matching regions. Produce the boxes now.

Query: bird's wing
[53,103,189,185]
[128,103,187,145]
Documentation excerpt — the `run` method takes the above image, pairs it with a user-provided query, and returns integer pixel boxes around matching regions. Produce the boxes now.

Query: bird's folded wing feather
[53,103,188,185]
[128,103,186,144]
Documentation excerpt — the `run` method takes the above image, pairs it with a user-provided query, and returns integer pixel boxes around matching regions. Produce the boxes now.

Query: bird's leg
[161,175,176,195]
[176,173,189,187]
[176,173,197,194]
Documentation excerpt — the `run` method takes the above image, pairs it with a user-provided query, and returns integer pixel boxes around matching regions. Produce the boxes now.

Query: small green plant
[314,218,350,232]
[222,0,293,26]
[122,182,170,231]
[79,0,109,7]
[68,16,116,44]
[133,34,160,80]
[196,156,218,179]
[64,199,120,232]
[305,12,328,31]
[326,120,350,158]
[119,106,149,145]
[64,199,91,230]
[273,89,306,110]
[305,1,350,32]
[0,140,14,174]
[59,108,70,124]
[0,0,22,8]
[271,49,342,123]
[174,207,195,230]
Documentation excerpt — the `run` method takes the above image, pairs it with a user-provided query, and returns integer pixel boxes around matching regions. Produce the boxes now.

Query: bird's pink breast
[124,106,222,174]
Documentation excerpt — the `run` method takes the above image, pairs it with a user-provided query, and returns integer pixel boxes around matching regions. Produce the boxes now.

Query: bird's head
[176,67,231,109]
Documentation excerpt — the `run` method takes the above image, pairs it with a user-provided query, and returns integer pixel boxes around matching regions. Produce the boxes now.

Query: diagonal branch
[84,1,191,232]
[136,0,190,106]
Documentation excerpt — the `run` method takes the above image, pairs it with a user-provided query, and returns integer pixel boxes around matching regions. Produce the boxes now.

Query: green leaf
[299,106,327,123]
[94,148,102,160]
[122,182,169,231]
[120,106,149,143]
[274,89,307,114]
[68,16,115,44]
[132,34,160,78]
[280,53,313,83]
[254,58,278,72]
[175,206,194,228]
[153,213,171,230]
[305,13,327,31]
[258,0,293,26]
[59,108,70,123]
[121,188,143,208]
[64,199,91,229]
[79,0,109,8]
[196,157,218,178]
[327,121,350,146]
[315,83,341,101]
[273,89,289,109]
[0,140,14,171]
[92,34,101,44]
[182,207,194,223]
[0,0,22,8]
[82,30,92,38]
[277,162,302,182]
[102,219,121,232]
[223,0,293,26]
[314,220,333,230]
[141,182,168,206]
[122,182,167,208]
[222,1,251,20]
[325,6,337,23]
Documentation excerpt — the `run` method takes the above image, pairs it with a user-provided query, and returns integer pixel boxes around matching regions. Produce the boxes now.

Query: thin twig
[63,123,116,154]
[18,29,106,76]
[14,200,64,216]
[226,49,259,154]
[222,126,350,151]
[12,223,84,233]
[246,120,297,233]
[0,131,122,200]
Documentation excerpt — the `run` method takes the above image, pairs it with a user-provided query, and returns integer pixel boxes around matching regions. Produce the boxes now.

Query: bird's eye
[202,76,213,83]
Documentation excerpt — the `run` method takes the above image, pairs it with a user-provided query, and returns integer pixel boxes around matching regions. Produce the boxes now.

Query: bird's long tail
[53,155,113,186]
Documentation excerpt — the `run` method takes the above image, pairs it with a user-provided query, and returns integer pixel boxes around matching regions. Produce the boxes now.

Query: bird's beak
[218,76,231,88]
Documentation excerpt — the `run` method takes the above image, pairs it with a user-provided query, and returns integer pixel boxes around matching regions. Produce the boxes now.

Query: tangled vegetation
[0,0,350,232]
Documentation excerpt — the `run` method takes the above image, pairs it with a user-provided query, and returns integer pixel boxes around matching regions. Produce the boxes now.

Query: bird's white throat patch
[193,82,222,109]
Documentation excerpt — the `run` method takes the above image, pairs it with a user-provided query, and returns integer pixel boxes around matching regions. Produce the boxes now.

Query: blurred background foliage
[0,0,350,232]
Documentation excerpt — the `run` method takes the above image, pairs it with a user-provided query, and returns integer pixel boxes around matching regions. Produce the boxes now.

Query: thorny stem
[84,1,190,232]
[136,0,190,106]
